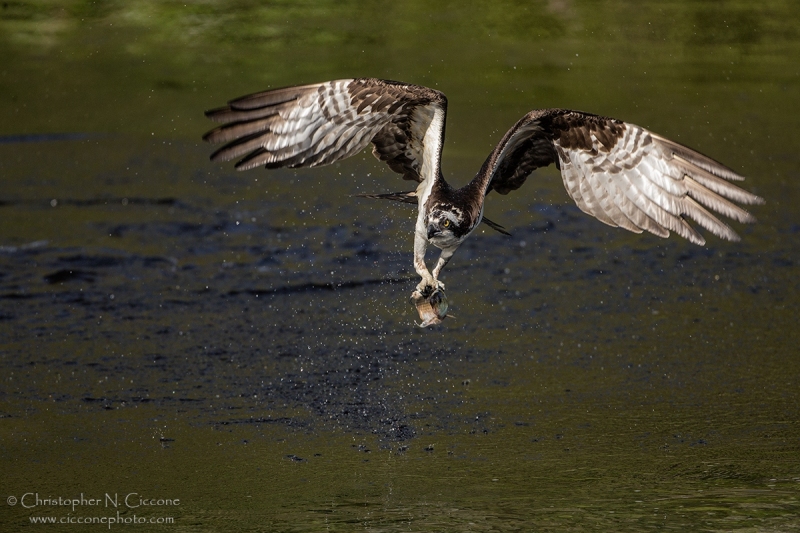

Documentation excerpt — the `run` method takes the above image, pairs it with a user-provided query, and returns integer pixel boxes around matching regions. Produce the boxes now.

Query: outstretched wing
[473,109,764,245]
[203,78,447,185]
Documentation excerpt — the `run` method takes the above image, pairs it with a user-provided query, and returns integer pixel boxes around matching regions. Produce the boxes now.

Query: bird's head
[426,205,469,245]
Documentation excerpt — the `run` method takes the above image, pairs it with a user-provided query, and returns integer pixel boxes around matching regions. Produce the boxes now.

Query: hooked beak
[427,223,440,240]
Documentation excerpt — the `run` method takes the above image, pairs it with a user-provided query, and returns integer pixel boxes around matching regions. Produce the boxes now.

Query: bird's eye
[443,219,451,228]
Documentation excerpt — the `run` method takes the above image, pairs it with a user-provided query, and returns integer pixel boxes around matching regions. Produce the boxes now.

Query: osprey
[204,78,763,324]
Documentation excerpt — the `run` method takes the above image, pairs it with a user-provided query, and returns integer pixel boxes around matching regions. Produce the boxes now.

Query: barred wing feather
[203,78,447,184]
[479,109,764,245]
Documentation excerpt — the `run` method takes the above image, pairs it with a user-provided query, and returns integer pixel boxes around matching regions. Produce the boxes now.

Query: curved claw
[415,277,445,296]
[415,278,434,295]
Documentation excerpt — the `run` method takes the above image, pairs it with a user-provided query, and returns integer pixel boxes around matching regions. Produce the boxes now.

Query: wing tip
[208,150,231,163]
[233,160,263,171]
[690,234,707,247]
[202,130,219,144]
[204,106,232,122]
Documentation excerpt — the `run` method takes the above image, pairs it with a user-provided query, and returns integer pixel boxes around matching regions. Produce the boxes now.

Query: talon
[411,284,449,327]
[415,277,437,297]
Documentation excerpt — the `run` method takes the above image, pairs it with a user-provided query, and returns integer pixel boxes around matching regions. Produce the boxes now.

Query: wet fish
[410,286,449,327]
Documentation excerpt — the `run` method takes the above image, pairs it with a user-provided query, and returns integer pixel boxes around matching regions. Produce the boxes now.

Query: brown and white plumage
[204,78,764,321]
[471,109,763,246]
[205,78,446,182]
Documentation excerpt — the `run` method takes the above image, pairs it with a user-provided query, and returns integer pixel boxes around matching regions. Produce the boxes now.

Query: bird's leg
[430,248,457,291]
[413,229,436,293]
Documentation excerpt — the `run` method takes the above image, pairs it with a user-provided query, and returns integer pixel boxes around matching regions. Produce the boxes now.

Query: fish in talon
[411,286,449,327]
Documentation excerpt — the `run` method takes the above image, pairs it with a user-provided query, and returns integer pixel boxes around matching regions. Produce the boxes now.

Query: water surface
[1,1,799,531]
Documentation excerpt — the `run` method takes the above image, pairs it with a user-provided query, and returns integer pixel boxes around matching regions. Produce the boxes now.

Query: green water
[1,1,799,531]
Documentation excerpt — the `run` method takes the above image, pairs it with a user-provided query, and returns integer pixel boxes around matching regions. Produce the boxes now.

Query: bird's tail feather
[481,217,511,236]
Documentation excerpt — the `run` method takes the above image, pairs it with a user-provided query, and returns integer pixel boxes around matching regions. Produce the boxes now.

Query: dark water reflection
[1,1,799,531]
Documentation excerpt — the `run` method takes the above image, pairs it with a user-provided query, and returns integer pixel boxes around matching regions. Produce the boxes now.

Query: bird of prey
[203,78,763,323]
